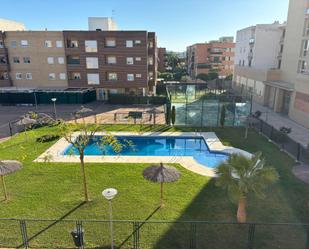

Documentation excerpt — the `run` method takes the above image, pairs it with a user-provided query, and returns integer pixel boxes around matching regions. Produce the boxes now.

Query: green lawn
[0,124,308,249]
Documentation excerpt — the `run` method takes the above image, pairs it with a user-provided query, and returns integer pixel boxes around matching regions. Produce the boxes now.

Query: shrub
[36,134,60,143]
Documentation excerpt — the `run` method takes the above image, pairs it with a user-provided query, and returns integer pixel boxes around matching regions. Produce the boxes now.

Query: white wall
[88,17,117,31]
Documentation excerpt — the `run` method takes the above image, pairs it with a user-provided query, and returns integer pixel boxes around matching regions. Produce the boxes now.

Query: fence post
[247,224,255,249]
[133,221,140,249]
[189,222,197,249]
[297,143,301,162]
[153,113,156,126]
[270,126,274,140]
[305,225,309,249]
[9,122,13,136]
[259,119,263,133]
[20,220,29,249]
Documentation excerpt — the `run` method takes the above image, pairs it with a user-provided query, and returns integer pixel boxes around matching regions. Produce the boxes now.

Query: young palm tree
[215,152,279,223]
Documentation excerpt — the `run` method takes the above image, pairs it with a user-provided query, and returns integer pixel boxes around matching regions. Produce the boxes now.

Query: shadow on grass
[17,201,87,248]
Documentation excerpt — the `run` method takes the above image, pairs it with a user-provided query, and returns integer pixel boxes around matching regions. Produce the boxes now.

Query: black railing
[250,117,309,165]
[0,218,308,249]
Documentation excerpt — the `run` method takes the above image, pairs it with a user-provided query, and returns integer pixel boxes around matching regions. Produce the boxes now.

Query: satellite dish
[102,188,118,200]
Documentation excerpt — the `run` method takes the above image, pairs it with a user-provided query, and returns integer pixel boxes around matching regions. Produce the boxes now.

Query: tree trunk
[1,175,7,201]
[80,153,89,202]
[237,197,247,223]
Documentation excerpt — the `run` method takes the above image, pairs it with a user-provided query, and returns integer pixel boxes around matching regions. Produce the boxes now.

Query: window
[21,40,29,47]
[45,40,52,47]
[87,73,100,85]
[67,40,78,48]
[302,40,309,56]
[26,73,32,80]
[108,73,117,80]
[149,41,153,48]
[58,57,64,64]
[298,60,309,74]
[105,38,116,47]
[11,40,17,48]
[135,57,141,61]
[47,57,54,64]
[48,73,56,80]
[59,73,66,80]
[306,8,309,15]
[107,56,116,64]
[148,71,153,79]
[148,57,153,65]
[135,40,141,45]
[0,56,6,64]
[86,57,99,69]
[67,56,80,64]
[126,57,134,65]
[70,72,81,80]
[127,74,134,81]
[136,73,142,78]
[0,41,3,48]
[13,57,20,63]
[16,73,22,80]
[85,40,98,52]
[56,40,63,48]
[278,60,282,69]
[126,40,133,47]
[0,72,8,80]
[23,57,31,64]
[248,59,252,67]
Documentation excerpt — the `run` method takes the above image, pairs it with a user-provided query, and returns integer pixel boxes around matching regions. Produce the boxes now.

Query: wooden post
[160,182,163,207]
[1,175,7,201]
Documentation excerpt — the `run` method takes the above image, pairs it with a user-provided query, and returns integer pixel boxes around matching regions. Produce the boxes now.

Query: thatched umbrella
[0,160,22,200]
[143,162,181,206]
[75,106,95,123]
[16,117,37,140]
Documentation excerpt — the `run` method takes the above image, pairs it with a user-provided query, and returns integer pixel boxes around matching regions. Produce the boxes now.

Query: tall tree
[215,153,279,223]
[59,122,131,201]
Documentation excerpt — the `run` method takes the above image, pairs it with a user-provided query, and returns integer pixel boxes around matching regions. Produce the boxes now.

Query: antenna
[112,9,115,20]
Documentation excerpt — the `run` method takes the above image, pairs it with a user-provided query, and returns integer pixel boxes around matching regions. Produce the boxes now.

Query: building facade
[233,0,309,128]
[0,29,157,98]
[186,37,235,79]
[157,47,167,72]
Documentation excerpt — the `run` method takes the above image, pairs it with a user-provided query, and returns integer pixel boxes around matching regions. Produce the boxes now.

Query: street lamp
[51,98,57,120]
[102,188,118,249]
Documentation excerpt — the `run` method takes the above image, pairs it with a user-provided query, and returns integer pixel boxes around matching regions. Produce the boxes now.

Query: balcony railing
[67,59,80,65]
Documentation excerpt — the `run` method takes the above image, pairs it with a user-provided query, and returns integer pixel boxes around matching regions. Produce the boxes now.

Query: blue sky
[2,0,289,52]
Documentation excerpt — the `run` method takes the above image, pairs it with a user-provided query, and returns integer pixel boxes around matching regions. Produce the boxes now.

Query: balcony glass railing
[67,59,80,65]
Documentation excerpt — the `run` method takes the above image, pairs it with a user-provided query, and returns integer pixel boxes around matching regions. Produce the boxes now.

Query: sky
[2,0,289,52]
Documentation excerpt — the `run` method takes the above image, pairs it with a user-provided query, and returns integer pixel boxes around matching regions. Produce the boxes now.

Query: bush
[36,135,60,143]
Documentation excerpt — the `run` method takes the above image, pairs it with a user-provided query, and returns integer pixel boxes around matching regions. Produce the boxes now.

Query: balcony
[67,56,80,65]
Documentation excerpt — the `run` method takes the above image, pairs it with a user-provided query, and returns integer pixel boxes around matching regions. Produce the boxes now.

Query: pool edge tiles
[34,132,252,177]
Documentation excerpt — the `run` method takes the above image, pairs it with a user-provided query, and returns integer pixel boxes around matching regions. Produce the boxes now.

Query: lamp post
[102,188,118,249]
[51,98,57,120]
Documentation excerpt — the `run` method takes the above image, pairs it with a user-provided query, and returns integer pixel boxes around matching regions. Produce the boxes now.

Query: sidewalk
[252,102,309,147]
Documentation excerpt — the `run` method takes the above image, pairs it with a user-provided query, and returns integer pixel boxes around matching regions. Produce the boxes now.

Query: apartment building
[0,23,157,99]
[233,22,285,104]
[0,18,25,31]
[186,37,235,79]
[157,47,167,72]
[63,30,157,98]
[4,31,68,88]
[233,0,309,128]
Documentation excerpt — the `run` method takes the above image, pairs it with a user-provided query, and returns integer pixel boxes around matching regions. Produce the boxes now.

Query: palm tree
[215,152,279,223]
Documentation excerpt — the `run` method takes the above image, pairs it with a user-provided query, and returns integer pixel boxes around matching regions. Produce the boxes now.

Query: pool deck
[35,132,252,177]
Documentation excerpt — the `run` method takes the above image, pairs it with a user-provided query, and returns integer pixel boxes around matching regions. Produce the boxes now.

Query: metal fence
[250,117,309,165]
[0,218,308,249]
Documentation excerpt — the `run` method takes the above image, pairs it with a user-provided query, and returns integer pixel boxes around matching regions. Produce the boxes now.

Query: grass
[0,124,308,248]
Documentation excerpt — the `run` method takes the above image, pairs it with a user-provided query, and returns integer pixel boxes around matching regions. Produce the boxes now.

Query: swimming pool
[63,136,228,168]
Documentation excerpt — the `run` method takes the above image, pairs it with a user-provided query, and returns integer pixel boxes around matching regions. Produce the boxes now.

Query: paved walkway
[292,163,309,184]
[252,102,309,147]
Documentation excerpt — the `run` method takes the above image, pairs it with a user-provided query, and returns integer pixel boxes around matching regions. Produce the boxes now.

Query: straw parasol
[0,160,22,200]
[16,117,37,140]
[75,106,95,123]
[143,162,181,206]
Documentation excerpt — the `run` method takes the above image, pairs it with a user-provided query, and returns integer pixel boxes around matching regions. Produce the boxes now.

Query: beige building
[0,19,25,31]
[5,31,68,88]
[234,0,309,128]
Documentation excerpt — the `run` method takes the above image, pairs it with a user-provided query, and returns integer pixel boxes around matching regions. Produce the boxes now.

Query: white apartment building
[233,0,309,129]
[234,23,285,104]
[88,17,118,31]
[0,19,25,31]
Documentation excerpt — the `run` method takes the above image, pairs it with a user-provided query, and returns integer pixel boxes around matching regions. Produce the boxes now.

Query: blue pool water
[63,136,229,168]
